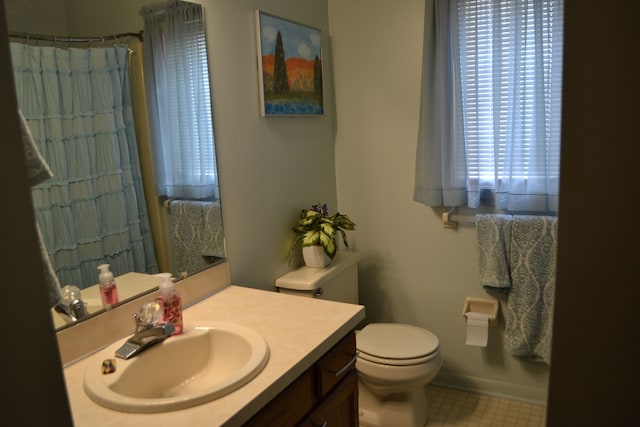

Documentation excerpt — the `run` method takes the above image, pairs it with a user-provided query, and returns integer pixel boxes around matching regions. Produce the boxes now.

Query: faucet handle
[133,301,162,332]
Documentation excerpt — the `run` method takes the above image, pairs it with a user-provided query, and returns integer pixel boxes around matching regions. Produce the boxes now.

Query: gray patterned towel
[476,214,513,292]
[505,215,557,364]
[169,200,224,276]
[475,214,557,364]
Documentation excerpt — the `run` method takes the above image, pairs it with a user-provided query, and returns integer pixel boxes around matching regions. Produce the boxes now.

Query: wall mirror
[4,0,225,330]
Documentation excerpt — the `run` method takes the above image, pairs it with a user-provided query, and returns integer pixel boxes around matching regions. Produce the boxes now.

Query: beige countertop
[63,285,365,426]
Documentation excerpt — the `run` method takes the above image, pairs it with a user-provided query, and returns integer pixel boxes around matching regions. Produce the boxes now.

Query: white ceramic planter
[302,246,330,268]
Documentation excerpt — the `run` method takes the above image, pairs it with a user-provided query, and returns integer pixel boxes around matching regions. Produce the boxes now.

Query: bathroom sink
[84,322,269,413]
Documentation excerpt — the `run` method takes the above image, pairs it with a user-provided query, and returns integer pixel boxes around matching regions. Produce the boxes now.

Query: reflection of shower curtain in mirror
[10,42,158,289]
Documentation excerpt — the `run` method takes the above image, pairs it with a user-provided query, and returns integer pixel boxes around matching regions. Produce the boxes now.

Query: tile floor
[425,385,547,426]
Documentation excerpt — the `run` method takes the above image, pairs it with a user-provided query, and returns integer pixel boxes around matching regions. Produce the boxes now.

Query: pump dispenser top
[97,263,119,309]
[157,272,174,296]
[98,264,113,284]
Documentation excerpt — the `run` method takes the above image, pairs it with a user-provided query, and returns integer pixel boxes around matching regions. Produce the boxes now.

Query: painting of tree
[273,31,289,94]
[256,11,324,116]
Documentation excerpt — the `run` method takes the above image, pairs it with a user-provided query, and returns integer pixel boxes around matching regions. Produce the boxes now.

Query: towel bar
[442,207,476,229]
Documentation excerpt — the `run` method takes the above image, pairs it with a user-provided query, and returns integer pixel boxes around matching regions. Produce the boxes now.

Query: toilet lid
[356,323,439,360]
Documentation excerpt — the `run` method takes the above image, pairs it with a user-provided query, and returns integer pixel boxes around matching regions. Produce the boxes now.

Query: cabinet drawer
[316,331,357,397]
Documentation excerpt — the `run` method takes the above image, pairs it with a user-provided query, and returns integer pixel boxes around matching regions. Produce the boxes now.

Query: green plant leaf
[320,233,337,258]
[302,230,320,246]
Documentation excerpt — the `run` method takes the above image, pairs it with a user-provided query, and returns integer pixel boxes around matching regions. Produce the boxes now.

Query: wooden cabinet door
[244,369,317,427]
[299,370,359,427]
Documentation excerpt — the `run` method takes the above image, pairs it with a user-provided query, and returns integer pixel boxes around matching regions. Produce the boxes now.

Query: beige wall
[4,0,68,34]
[329,0,549,402]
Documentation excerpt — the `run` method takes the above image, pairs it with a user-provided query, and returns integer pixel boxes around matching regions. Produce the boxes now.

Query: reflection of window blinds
[146,1,217,199]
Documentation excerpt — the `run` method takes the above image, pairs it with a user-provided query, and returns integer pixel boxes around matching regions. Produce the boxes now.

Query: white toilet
[275,252,442,427]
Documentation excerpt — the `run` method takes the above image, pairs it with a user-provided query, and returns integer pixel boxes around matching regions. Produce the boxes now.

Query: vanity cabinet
[245,331,359,426]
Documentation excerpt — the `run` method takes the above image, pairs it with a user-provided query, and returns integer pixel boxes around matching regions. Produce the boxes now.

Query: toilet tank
[275,252,359,304]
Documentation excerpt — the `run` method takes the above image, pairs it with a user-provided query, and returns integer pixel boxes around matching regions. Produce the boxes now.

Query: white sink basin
[84,322,269,413]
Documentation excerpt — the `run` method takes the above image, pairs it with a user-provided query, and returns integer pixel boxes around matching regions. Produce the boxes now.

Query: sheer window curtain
[414,0,563,213]
[141,0,218,200]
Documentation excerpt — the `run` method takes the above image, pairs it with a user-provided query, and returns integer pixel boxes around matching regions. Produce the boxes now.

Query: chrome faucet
[115,323,175,359]
[115,301,174,360]
[54,285,89,324]
[54,303,81,324]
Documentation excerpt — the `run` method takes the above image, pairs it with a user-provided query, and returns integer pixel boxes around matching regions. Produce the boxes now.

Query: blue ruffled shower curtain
[10,42,158,289]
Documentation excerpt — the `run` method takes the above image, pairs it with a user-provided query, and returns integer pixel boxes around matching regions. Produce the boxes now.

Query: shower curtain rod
[8,30,144,44]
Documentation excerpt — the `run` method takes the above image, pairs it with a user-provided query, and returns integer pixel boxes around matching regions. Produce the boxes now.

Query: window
[414,0,563,213]
[142,0,218,200]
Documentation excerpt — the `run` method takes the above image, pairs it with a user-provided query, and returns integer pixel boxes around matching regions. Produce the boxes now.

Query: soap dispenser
[97,264,119,309]
[155,273,183,335]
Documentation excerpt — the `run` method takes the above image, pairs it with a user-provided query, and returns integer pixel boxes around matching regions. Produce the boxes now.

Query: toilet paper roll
[465,312,489,347]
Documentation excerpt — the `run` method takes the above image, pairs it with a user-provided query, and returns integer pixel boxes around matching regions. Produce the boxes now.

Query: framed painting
[255,11,324,116]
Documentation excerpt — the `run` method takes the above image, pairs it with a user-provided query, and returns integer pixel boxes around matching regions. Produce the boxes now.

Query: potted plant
[290,203,356,268]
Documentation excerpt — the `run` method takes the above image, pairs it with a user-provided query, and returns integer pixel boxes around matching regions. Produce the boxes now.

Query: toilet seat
[356,323,439,366]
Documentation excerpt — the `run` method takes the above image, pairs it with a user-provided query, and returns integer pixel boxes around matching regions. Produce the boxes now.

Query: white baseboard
[431,371,548,406]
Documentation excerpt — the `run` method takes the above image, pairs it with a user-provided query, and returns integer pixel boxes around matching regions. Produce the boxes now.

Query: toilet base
[358,379,428,427]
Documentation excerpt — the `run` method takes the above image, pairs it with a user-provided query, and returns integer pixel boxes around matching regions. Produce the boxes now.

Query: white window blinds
[458,0,563,211]
[142,0,218,200]
[414,0,563,213]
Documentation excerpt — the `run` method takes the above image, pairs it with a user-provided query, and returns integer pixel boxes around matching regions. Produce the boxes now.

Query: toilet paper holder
[462,297,499,326]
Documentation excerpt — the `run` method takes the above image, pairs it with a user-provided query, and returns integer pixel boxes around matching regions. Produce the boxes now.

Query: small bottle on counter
[155,273,183,335]
[97,264,119,310]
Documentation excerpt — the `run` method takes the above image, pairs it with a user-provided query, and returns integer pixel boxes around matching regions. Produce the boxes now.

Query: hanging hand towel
[476,214,513,292]
[504,215,558,364]
[170,200,223,275]
[200,201,224,257]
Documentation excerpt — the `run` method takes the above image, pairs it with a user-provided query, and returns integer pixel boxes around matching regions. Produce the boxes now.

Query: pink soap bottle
[97,264,119,310]
[155,273,183,335]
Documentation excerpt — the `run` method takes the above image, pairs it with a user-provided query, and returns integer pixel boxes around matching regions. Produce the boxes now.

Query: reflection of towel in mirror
[200,202,224,257]
[170,200,224,275]
[19,110,63,308]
